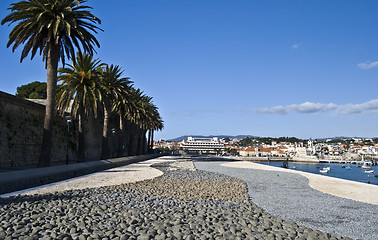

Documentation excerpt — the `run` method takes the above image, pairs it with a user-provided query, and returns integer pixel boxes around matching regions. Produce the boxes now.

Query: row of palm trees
[1,0,162,166]
[56,53,163,162]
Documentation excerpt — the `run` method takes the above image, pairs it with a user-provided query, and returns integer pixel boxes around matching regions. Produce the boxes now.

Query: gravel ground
[195,161,378,240]
[0,160,355,240]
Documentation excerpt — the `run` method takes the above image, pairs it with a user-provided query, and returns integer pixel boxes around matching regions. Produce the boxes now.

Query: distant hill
[167,135,374,142]
[167,135,258,142]
[314,136,361,141]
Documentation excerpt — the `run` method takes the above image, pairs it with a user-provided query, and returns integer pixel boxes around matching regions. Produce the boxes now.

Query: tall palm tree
[132,92,163,155]
[56,53,103,162]
[147,111,164,153]
[126,88,147,156]
[113,87,136,157]
[2,0,102,167]
[98,64,133,159]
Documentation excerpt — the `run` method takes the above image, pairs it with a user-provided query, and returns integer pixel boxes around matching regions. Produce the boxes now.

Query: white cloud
[256,106,288,115]
[291,43,300,49]
[357,61,378,69]
[339,99,378,114]
[255,100,378,115]
[289,102,337,113]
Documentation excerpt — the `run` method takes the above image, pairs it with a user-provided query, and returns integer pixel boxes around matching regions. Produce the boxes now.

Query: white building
[180,137,225,153]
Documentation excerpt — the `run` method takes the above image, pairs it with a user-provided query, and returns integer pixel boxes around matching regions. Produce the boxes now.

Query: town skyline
[164,135,378,142]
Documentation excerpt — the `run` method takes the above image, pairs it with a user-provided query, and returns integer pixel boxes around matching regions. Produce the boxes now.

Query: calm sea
[258,161,378,186]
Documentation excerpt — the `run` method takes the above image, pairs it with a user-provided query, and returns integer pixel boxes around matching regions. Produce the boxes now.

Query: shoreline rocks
[0,162,353,240]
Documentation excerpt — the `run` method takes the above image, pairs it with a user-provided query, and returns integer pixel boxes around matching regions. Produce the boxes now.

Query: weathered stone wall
[0,91,74,168]
[0,91,148,168]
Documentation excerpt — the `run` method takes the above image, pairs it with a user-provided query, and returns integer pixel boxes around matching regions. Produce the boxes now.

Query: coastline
[195,160,378,240]
[1,156,376,239]
[221,161,378,205]
[1,157,360,240]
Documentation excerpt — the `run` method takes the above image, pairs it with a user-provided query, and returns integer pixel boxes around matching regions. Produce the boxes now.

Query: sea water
[258,161,378,186]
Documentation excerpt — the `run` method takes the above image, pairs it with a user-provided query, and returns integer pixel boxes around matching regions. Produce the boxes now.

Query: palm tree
[98,64,133,159]
[113,87,136,157]
[56,53,103,162]
[131,92,163,155]
[147,111,164,153]
[2,0,102,167]
[125,88,147,156]
[144,102,163,153]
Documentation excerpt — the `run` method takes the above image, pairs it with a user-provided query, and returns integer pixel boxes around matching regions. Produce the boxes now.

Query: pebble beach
[0,157,376,240]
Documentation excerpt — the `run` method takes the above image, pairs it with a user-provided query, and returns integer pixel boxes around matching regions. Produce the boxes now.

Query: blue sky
[1,0,377,140]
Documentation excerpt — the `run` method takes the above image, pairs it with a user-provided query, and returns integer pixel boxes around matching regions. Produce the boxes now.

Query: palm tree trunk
[137,129,147,155]
[38,43,59,167]
[136,127,141,156]
[101,105,110,159]
[150,130,154,153]
[147,129,152,154]
[133,125,139,156]
[142,129,148,154]
[124,119,131,156]
[128,123,136,156]
[78,107,85,162]
[117,114,125,157]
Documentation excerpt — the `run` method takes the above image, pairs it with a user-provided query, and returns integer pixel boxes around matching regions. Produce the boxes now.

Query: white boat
[320,168,329,173]
[365,170,375,174]
[362,165,371,169]
[361,159,372,169]
[345,166,351,170]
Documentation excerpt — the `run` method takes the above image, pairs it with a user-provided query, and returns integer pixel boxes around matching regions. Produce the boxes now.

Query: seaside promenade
[0,156,377,239]
[195,161,378,240]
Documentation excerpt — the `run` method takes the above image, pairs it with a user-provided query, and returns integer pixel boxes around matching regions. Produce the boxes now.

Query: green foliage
[16,81,47,99]
[225,148,238,155]
[1,0,102,65]
[238,136,304,147]
[56,53,104,117]
[238,137,255,146]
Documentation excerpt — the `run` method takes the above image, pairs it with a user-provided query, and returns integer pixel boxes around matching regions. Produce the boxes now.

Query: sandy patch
[221,161,378,205]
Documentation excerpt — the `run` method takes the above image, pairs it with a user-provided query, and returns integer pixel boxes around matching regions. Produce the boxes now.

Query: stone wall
[0,91,147,168]
[0,91,75,168]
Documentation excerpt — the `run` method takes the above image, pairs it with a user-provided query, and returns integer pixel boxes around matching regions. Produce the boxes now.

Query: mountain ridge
[166,135,373,142]
[167,135,257,142]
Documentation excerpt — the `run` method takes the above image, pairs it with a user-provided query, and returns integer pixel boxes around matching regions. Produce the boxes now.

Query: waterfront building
[180,137,225,153]
[239,147,256,157]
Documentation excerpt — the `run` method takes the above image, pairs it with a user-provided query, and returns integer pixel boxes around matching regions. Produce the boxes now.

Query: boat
[361,158,373,169]
[320,168,329,173]
[345,166,351,170]
[365,170,375,174]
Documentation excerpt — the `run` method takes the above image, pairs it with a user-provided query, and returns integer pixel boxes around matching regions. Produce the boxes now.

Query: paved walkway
[195,161,378,240]
[1,156,176,197]
[223,161,378,205]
